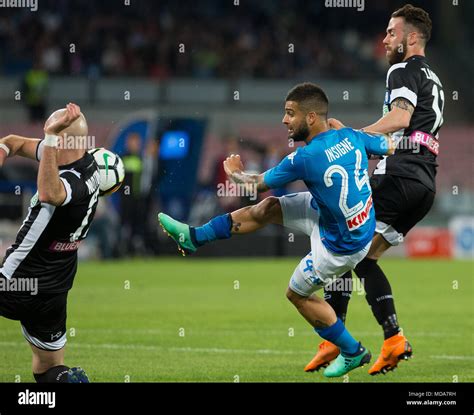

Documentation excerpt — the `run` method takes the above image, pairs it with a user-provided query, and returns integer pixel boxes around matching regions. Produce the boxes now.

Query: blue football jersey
[264,128,389,254]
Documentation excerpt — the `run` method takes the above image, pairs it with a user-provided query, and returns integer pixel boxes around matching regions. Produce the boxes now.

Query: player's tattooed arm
[229,171,269,192]
[223,154,270,192]
[391,97,415,115]
[363,97,414,134]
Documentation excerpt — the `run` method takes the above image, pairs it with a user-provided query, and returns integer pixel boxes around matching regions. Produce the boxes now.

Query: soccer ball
[88,148,125,196]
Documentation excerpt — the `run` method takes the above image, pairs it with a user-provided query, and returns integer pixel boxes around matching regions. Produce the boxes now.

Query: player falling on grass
[0,103,99,383]
[159,82,395,378]
[304,3,444,375]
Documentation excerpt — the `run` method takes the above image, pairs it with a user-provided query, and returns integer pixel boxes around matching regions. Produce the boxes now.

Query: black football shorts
[370,174,435,245]
[0,278,68,351]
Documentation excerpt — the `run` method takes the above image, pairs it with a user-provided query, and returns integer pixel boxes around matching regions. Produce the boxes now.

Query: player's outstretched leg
[158,212,233,256]
[158,196,283,256]
[158,212,205,255]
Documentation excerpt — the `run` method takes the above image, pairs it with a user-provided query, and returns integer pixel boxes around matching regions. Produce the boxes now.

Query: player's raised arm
[0,135,41,166]
[223,154,269,192]
[224,149,305,193]
[37,103,81,206]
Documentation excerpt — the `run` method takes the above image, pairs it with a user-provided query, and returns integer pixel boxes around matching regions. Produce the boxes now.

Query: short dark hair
[392,4,432,43]
[285,83,329,118]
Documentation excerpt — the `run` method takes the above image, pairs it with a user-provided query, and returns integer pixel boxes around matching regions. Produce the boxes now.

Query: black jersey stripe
[2,204,42,265]
[0,204,56,278]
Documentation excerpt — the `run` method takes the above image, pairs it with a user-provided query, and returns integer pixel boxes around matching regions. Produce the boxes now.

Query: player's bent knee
[286,286,305,306]
[367,233,392,260]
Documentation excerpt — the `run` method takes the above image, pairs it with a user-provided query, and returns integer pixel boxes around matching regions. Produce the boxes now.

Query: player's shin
[355,258,400,339]
[324,271,353,323]
[34,365,70,383]
[287,289,360,356]
[192,213,232,246]
[229,197,282,234]
[315,318,361,356]
[314,306,371,378]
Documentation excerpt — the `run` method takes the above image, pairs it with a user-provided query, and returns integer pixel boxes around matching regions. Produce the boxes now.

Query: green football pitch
[0,258,472,382]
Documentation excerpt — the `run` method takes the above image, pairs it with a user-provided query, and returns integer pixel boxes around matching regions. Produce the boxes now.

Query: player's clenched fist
[223,154,244,177]
[44,103,82,135]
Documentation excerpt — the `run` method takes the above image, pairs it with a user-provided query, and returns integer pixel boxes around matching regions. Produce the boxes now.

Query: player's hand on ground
[328,118,345,130]
[44,103,82,135]
[223,154,244,176]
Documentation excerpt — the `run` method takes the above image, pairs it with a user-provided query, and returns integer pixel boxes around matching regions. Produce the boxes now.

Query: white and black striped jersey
[374,55,444,192]
[0,152,100,294]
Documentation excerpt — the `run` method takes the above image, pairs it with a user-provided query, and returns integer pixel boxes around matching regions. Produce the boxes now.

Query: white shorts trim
[21,325,67,351]
[375,220,403,246]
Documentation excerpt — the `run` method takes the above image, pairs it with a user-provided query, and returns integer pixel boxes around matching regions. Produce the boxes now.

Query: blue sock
[315,318,360,355]
[193,213,232,245]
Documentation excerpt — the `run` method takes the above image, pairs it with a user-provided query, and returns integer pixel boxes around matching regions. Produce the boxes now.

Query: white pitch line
[0,328,465,337]
[0,341,308,355]
[0,341,472,360]
[429,355,474,361]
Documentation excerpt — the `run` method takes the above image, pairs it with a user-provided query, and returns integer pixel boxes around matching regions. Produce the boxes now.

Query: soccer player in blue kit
[159,83,394,377]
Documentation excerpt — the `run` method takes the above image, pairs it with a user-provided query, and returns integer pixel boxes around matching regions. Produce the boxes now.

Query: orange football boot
[368,333,413,375]
[304,340,340,372]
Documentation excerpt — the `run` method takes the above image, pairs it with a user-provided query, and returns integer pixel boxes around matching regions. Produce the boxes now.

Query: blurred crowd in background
[0,0,420,80]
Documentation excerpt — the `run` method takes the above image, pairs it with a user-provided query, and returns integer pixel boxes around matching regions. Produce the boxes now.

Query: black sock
[355,257,400,340]
[34,365,70,383]
[324,271,353,323]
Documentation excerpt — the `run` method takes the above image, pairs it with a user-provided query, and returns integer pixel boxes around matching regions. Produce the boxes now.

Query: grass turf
[0,257,472,382]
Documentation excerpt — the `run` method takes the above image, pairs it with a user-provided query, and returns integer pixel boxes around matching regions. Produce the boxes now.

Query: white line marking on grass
[168,347,305,355]
[0,341,472,360]
[0,341,308,355]
[0,328,464,337]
